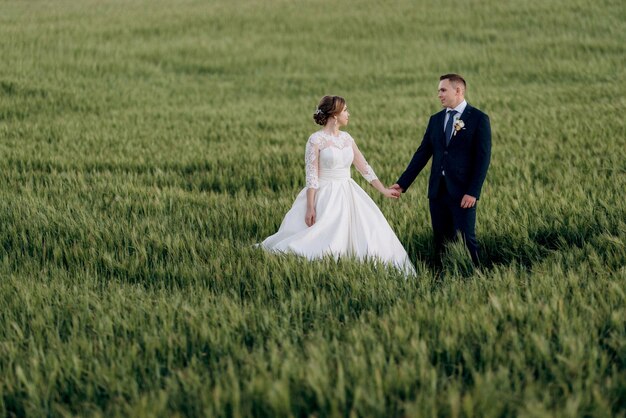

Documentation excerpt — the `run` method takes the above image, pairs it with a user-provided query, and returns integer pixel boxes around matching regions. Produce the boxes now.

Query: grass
[0,0,625,416]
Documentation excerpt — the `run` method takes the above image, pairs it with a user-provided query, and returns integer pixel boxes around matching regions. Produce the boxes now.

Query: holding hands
[382,187,401,199]
[391,183,476,208]
[370,179,400,199]
[384,183,403,199]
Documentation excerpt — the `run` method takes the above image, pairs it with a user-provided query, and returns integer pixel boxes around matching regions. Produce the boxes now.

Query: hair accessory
[314,108,323,115]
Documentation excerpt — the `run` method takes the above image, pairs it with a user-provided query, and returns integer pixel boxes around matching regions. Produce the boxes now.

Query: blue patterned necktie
[445,109,457,146]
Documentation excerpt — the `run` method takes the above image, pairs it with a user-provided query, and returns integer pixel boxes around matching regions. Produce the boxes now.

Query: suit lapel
[459,103,473,122]
[435,110,447,148]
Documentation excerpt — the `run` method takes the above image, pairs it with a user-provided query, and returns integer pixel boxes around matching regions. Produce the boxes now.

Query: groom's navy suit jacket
[397,104,491,200]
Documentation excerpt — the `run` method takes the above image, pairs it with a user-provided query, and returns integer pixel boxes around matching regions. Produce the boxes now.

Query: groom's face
[438,79,462,109]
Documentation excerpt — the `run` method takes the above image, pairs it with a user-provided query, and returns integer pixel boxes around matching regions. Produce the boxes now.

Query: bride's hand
[305,207,316,226]
[382,188,400,199]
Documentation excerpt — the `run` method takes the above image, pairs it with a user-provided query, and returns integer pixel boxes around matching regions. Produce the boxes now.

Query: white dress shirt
[443,100,467,131]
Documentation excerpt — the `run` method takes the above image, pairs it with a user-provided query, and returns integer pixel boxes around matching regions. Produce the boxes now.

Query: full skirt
[260,179,416,276]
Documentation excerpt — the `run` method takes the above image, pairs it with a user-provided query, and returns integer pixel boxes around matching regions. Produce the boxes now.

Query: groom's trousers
[429,181,480,265]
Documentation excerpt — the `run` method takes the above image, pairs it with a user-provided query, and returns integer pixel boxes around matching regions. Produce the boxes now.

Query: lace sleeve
[305,135,321,189]
[349,134,378,182]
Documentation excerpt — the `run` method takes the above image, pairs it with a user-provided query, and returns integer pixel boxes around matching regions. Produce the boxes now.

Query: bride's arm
[305,137,320,226]
[351,136,398,198]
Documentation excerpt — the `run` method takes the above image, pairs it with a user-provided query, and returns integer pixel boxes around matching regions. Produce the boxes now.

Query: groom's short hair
[440,73,466,89]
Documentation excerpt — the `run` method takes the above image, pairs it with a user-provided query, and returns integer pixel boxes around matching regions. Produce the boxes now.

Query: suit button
[444,151,448,155]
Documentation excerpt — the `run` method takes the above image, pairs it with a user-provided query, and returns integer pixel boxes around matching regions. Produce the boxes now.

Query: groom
[392,74,491,266]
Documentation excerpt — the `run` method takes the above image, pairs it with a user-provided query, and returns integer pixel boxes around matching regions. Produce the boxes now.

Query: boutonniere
[453,119,465,136]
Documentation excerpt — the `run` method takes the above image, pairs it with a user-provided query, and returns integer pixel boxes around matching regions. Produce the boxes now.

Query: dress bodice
[319,142,354,170]
[305,131,377,189]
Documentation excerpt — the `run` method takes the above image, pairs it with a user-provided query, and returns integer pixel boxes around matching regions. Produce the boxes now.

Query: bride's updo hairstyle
[313,95,346,126]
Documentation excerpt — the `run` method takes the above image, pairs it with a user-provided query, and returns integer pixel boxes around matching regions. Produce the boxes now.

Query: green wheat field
[1,0,625,416]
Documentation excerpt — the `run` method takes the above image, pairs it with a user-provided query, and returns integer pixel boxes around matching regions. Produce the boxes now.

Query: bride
[260,95,416,275]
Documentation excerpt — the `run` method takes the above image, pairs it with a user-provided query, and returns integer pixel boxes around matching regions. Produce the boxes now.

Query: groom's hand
[390,184,404,193]
[383,188,401,199]
[460,194,476,208]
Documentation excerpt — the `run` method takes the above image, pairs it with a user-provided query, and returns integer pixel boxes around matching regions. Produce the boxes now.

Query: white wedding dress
[260,130,416,276]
